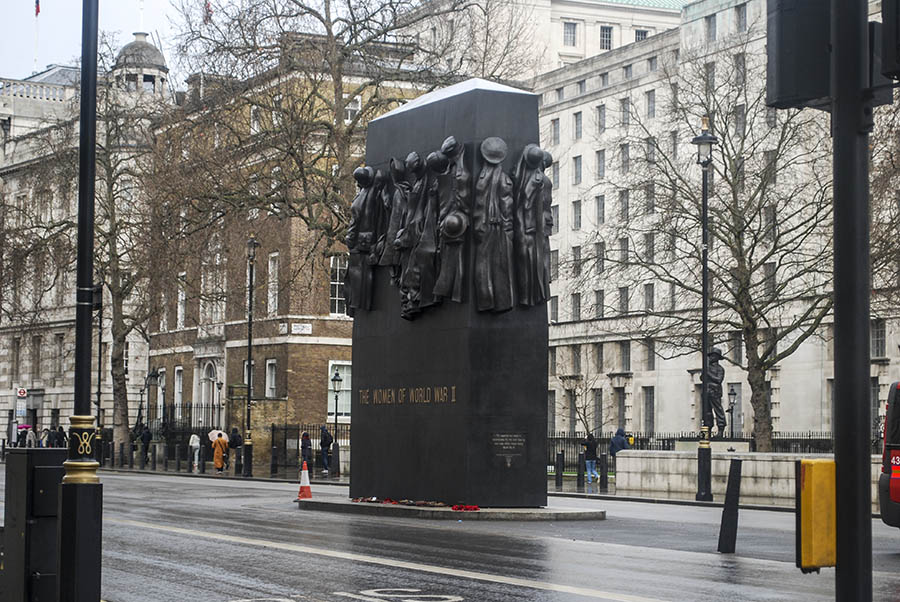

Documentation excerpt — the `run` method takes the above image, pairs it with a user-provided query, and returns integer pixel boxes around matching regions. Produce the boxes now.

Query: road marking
[108,517,668,602]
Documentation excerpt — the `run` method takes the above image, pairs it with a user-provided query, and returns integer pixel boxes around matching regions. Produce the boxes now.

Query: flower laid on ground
[451,504,480,512]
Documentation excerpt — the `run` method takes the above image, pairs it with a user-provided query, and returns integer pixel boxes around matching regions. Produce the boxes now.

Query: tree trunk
[746,361,773,452]
[110,293,130,449]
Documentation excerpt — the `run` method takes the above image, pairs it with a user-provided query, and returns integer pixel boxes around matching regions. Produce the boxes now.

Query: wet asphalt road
[3,470,900,601]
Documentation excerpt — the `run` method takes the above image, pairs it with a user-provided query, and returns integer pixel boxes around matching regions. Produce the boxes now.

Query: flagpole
[33,4,39,74]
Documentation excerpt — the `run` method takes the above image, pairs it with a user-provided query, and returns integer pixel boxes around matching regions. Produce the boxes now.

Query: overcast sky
[1,0,178,82]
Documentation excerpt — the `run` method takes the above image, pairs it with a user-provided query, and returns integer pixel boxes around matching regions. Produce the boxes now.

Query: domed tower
[113,32,169,96]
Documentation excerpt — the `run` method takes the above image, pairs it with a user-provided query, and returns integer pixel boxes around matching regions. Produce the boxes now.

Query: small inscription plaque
[491,432,526,468]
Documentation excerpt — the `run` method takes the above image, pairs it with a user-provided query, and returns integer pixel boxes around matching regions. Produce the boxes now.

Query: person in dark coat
[227,427,243,471]
[300,431,312,470]
[581,433,600,484]
[140,426,152,463]
[56,425,68,448]
[320,426,333,474]
[609,428,630,457]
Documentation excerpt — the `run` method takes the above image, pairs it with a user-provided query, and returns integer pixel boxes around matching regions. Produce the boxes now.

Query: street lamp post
[134,368,159,438]
[58,1,102,598]
[728,385,737,440]
[93,283,102,461]
[331,368,343,478]
[244,234,260,478]
[691,116,717,502]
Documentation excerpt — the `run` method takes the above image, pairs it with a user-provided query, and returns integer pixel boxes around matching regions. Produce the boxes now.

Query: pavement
[3,469,900,601]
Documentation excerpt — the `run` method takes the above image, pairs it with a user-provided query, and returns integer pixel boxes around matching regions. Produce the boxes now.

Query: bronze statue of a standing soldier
[704,347,728,436]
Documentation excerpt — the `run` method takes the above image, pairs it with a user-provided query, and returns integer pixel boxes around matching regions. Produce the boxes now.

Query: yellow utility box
[795,459,837,572]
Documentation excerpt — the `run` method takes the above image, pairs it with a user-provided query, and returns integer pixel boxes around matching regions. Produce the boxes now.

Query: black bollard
[128,442,134,469]
[139,445,146,470]
[555,451,564,489]
[717,458,743,553]
[163,444,169,471]
[151,444,157,471]
[109,441,115,468]
[175,445,182,472]
[199,445,206,474]
[577,451,585,489]
[271,444,278,478]
[119,442,125,468]
[599,453,609,491]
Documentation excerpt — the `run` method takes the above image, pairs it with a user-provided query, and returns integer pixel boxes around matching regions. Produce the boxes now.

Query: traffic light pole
[58,1,103,600]
[831,0,873,599]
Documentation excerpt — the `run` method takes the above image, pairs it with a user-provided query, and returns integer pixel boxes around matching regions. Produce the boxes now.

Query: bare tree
[563,33,834,451]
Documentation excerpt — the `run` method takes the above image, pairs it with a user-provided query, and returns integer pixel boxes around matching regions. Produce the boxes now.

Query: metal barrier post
[599,453,609,491]
[555,451,564,489]
[577,451,585,488]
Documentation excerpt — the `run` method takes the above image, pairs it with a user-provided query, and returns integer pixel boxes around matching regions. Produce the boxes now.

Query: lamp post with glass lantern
[133,368,159,437]
[728,385,737,440]
[691,116,717,502]
[244,234,260,477]
[331,368,342,477]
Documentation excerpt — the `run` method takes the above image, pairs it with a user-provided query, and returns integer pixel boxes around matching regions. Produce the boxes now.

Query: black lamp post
[728,385,737,440]
[134,368,159,438]
[331,367,343,477]
[691,116,717,502]
[93,283,102,457]
[244,234,260,477]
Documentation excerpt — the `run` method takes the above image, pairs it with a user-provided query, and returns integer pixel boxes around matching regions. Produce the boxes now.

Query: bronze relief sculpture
[512,144,550,306]
[433,136,470,303]
[345,166,381,315]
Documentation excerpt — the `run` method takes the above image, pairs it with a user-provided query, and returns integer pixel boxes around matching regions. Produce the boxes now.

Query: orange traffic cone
[296,461,312,500]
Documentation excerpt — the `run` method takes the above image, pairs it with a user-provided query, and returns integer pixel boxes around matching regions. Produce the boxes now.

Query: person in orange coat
[212,432,228,475]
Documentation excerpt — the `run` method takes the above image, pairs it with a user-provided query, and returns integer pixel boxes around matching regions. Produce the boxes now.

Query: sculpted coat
[433,136,470,303]
[512,144,550,306]
[473,137,515,313]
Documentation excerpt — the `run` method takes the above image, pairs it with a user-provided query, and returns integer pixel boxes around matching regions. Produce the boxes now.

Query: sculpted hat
[480,137,508,165]
[708,347,723,358]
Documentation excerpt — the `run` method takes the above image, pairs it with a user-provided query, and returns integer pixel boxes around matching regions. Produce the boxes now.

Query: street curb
[95,467,349,486]
[295,499,607,521]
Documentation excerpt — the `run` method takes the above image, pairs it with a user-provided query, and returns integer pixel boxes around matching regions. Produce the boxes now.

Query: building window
[620,98,630,126]
[872,319,887,357]
[572,293,581,321]
[595,242,606,274]
[573,111,583,140]
[549,348,557,375]
[764,205,777,241]
[556,87,565,102]
[593,389,603,431]
[327,361,352,423]
[646,137,656,164]
[766,107,777,128]
[573,155,582,185]
[734,53,746,87]
[644,233,655,262]
[731,331,743,364]
[266,359,277,398]
[705,14,717,42]
[619,237,629,264]
[645,339,656,370]
[669,281,677,310]
[123,341,130,376]
[159,292,168,332]
[572,245,582,276]
[646,90,656,118]
[705,62,716,96]
[31,335,42,380]
[551,205,559,233]
[764,150,777,186]
[734,104,746,136]
[648,56,658,71]
[619,190,629,221]
[764,262,776,298]
[636,29,649,42]
[267,252,279,317]
[645,183,656,214]
[600,72,609,87]
[619,286,629,313]
[177,272,186,329]
[572,345,582,374]
[623,64,633,79]
[620,341,631,371]
[644,283,654,311]
[643,386,655,431]
[577,79,586,94]
[596,195,605,224]
[551,118,560,145]
[250,105,262,134]
[597,104,606,132]
[548,390,557,431]
[735,3,747,33]
[573,200,582,230]
[174,366,184,416]
[330,255,348,314]
[600,26,613,50]
[552,163,560,189]
[55,333,65,377]
[596,150,606,179]
[671,131,679,159]
[595,290,605,319]
[564,22,577,46]
[550,296,559,322]
[550,250,559,280]
[621,144,630,173]
[156,369,166,415]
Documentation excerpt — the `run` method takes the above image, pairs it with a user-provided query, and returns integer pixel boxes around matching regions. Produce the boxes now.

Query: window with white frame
[635,29,648,42]
[272,94,283,127]
[266,359,277,398]
[250,105,261,134]
[563,22,577,46]
[599,26,613,50]
[156,369,166,416]
[267,252,279,316]
[176,272,186,329]
[327,361,352,423]
[343,95,361,123]
[159,292,168,331]
[174,366,183,417]
[330,255,348,314]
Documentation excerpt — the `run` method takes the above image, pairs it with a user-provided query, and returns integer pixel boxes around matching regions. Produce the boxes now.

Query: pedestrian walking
[212,432,228,475]
[300,431,312,470]
[320,425,333,475]
[581,433,600,484]
[140,425,152,464]
[39,428,50,448]
[57,426,68,448]
[46,427,58,448]
[188,433,201,473]
[25,427,37,448]
[608,428,630,457]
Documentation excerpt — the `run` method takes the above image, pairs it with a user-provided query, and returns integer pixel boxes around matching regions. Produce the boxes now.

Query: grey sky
[1,0,178,82]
